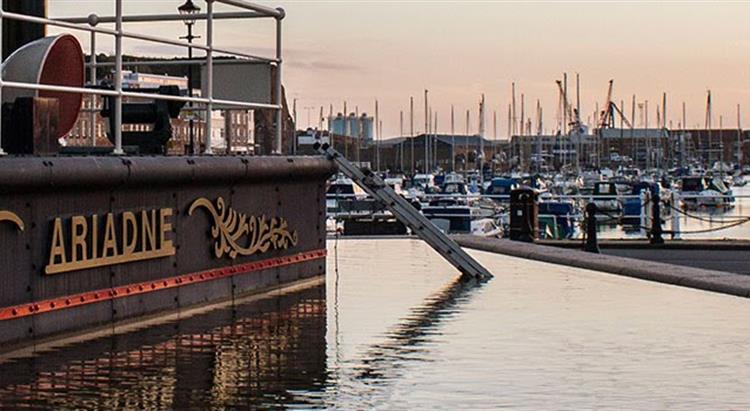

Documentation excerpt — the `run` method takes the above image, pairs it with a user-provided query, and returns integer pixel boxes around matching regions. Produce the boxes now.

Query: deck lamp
[178,0,201,154]
[178,0,201,27]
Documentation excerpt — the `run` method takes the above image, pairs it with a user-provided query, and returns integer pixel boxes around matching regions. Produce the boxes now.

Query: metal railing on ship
[0,0,285,155]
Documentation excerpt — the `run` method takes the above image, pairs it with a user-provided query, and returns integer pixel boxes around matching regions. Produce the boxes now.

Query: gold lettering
[102,213,118,257]
[47,218,67,270]
[141,209,156,252]
[160,208,174,252]
[92,214,98,259]
[122,211,137,255]
[45,208,176,275]
[71,216,88,262]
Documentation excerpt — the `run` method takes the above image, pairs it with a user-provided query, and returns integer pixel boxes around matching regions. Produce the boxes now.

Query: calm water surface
[1,239,749,409]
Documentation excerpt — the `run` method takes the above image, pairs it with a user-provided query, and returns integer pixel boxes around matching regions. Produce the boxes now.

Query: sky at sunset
[48,0,750,138]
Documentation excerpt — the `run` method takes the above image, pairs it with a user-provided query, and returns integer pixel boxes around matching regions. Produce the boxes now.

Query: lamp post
[178,0,200,155]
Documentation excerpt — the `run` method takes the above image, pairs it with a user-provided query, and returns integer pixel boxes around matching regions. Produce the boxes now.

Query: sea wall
[454,235,750,299]
[0,156,335,349]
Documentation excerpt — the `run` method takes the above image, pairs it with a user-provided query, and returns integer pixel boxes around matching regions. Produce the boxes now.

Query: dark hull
[0,155,334,350]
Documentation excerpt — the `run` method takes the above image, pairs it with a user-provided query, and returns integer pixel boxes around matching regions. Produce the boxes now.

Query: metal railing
[0,0,285,155]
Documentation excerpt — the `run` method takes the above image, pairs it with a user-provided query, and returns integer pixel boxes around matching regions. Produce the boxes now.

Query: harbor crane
[556,79,585,135]
[597,80,633,129]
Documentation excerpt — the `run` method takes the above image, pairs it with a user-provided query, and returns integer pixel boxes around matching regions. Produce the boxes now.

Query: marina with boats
[326,165,750,241]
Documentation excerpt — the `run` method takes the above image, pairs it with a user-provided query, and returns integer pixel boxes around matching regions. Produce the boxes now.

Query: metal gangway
[316,142,493,281]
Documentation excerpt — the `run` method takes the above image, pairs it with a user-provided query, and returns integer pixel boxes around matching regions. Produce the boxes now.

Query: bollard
[650,191,664,245]
[509,188,538,243]
[584,202,600,253]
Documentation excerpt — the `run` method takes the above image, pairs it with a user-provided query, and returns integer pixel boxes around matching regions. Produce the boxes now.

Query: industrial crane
[597,80,633,129]
[556,79,584,134]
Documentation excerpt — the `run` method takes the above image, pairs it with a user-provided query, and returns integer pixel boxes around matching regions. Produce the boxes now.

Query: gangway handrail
[317,142,493,281]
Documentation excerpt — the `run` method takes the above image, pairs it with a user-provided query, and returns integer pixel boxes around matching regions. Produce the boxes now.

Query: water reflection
[355,277,482,384]
[0,286,327,410]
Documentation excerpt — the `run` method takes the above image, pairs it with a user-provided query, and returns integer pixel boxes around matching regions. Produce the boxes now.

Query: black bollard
[650,194,664,245]
[509,188,538,243]
[584,202,600,253]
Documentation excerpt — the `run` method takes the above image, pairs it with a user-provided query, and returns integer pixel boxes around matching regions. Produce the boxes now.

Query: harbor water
[1,238,749,409]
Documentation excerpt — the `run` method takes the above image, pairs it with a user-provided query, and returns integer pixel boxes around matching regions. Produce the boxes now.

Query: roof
[376,134,505,147]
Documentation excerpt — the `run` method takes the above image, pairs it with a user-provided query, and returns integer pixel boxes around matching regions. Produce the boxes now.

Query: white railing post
[89,28,97,147]
[274,13,283,154]
[0,5,5,156]
[640,190,648,238]
[204,0,214,155]
[672,191,681,240]
[113,0,124,155]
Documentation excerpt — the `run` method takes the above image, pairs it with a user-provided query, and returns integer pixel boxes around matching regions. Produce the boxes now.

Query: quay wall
[454,235,750,299]
[0,156,335,349]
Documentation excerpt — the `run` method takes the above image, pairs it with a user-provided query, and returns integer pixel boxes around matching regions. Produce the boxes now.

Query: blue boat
[485,178,519,202]
[622,182,659,225]
[538,200,578,239]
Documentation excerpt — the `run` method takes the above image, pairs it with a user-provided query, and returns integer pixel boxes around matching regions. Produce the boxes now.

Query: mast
[465,109,470,175]
[706,90,712,167]
[424,89,429,173]
[343,101,348,157]
[375,99,379,172]
[537,99,542,173]
[428,107,432,172]
[479,94,485,182]
[355,105,361,163]
[631,95,636,167]
[563,73,568,167]
[493,109,497,169]
[410,97,415,174]
[576,73,581,172]
[720,114,724,177]
[379,120,383,173]
[451,105,455,172]
[434,110,438,169]
[738,104,742,167]
[645,100,649,170]
[511,82,517,135]
[682,101,687,166]
[662,92,667,171]
[400,110,404,172]
[518,93,526,136]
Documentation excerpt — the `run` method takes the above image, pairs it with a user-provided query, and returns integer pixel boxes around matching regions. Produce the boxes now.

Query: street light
[178,0,200,154]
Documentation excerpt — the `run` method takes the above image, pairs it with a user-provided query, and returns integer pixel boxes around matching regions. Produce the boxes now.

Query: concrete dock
[536,239,750,276]
[454,235,750,299]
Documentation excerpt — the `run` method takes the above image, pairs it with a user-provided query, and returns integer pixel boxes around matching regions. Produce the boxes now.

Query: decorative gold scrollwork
[0,211,24,231]
[188,197,298,259]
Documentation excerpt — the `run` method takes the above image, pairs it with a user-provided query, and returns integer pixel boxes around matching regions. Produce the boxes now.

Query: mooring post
[650,189,664,245]
[509,187,537,243]
[584,202,600,253]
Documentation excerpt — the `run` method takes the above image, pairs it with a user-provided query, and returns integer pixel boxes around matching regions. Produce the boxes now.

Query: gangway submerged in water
[316,142,493,281]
